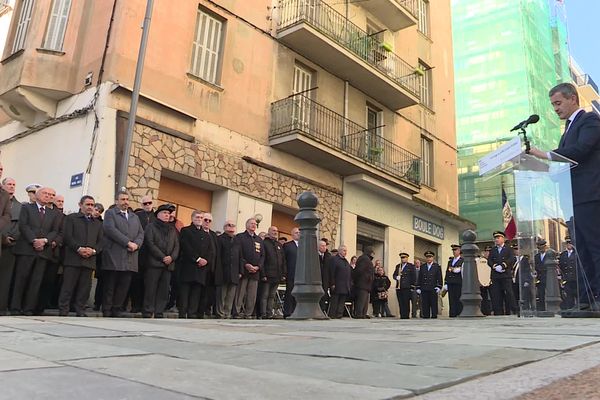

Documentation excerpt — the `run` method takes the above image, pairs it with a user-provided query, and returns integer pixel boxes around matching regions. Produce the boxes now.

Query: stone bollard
[459,230,484,318]
[289,191,328,320]
[539,248,561,316]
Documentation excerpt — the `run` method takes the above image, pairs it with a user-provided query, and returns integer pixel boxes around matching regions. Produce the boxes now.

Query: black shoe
[76,313,88,317]
[178,313,187,319]
[111,311,125,318]
[23,311,34,316]
[59,312,69,317]
[102,312,111,317]
[154,313,164,319]
[93,305,100,311]
[142,313,152,318]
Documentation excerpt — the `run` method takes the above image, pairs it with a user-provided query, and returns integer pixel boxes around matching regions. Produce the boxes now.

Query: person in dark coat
[178,211,219,318]
[142,204,179,318]
[444,244,464,317]
[511,243,533,312]
[259,226,286,319]
[329,245,352,319]
[352,246,375,319]
[534,239,552,312]
[393,252,416,319]
[128,195,156,313]
[318,239,332,314]
[371,265,391,317]
[487,231,516,315]
[216,220,241,318]
[92,203,105,311]
[417,251,443,319]
[10,187,61,316]
[233,217,264,319]
[0,177,21,315]
[559,236,577,309]
[282,227,299,317]
[101,191,144,317]
[58,195,103,317]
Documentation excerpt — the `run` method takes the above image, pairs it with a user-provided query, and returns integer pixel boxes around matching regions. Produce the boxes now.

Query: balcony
[359,0,418,32]
[276,0,421,110]
[573,74,600,101]
[270,94,421,191]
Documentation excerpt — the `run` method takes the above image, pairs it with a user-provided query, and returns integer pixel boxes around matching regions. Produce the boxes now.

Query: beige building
[0,0,471,316]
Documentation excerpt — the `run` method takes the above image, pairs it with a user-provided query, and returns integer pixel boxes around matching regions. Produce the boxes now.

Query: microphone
[510,114,540,131]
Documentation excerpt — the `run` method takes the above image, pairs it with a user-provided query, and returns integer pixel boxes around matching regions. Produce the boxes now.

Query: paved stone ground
[0,315,598,399]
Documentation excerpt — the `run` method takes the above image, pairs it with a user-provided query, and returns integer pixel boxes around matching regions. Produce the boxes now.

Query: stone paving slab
[0,366,199,400]
[0,348,59,372]
[66,354,411,400]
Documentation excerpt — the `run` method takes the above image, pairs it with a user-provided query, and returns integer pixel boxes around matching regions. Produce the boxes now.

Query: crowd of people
[0,164,579,319]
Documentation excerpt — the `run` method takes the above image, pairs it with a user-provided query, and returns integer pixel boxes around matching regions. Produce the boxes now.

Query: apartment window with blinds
[190,8,225,85]
[417,0,430,37]
[419,60,433,109]
[12,0,34,53]
[421,136,433,187]
[43,0,71,51]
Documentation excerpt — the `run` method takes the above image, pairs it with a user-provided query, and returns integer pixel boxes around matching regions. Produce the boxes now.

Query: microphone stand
[518,127,531,154]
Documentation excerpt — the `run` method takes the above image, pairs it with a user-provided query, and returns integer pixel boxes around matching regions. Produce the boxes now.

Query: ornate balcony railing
[277,0,421,99]
[270,94,421,186]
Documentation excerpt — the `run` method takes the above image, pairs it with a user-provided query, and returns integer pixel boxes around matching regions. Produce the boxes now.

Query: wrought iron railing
[270,94,421,185]
[398,0,419,18]
[277,0,421,99]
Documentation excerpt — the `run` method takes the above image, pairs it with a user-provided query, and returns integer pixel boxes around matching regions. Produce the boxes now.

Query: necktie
[39,206,45,220]
[564,119,571,134]
[122,211,128,220]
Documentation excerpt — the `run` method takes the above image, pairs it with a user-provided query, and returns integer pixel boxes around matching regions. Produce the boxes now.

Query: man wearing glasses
[129,195,157,313]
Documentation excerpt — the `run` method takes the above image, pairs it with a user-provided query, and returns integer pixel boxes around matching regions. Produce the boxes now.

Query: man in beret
[393,252,416,319]
[416,251,443,319]
[487,231,516,315]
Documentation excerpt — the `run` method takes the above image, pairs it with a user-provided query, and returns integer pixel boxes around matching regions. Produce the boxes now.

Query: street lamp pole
[117,0,155,192]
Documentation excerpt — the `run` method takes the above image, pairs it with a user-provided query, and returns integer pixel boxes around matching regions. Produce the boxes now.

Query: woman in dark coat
[142,204,179,318]
[371,265,391,317]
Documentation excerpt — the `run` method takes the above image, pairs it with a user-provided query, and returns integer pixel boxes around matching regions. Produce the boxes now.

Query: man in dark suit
[233,217,264,318]
[533,239,550,312]
[444,244,464,317]
[0,177,21,315]
[511,243,533,312]
[129,195,156,313]
[559,235,577,309]
[487,231,516,315]
[416,251,443,319]
[318,239,332,314]
[10,187,61,315]
[282,227,299,317]
[259,226,286,319]
[101,191,144,317]
[352,246,375,318]
[216,220,240,318]
[58,195,103,317]
[329,245,352,319]
[530,82,600,309]
[393,252,416,319]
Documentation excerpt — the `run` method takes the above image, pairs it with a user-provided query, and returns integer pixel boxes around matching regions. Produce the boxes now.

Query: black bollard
[539,248,561,316]
[459,230,485,318]
[289,191,328,320]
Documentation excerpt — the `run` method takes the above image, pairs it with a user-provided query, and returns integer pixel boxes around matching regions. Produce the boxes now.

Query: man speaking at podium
[529,82,600,309]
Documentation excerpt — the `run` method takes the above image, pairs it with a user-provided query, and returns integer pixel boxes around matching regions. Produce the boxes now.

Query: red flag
[502,187,516,240]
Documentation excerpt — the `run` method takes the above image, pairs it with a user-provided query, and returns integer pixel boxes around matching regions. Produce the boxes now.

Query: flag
[502,187,516,240]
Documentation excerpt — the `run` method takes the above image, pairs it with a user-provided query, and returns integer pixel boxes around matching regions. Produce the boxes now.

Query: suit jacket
[283,240,298,283]
[101,207,144,272]
[0,189,12,237]
[393,262,416,289]
[143,221,180,270]
[534,250,556,283]
[179,225,218,284]
[235,231,264,281]
[352,254,374,291]
[553,111,600,205]
[217,233,242,285]
[261,237,286,282]
[13,203,61,260]
[417,262,443,291]
[62,212,103,269]
[445,257,463,285]
[319,251,332,290]
[1,196,22,246]
[331,254,352,295]
[487,245,514,280]
[558,250,577,282]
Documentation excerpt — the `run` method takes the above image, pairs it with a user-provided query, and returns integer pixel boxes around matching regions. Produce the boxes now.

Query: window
[190,8,224,85]
[12,0,34,53]
[421,136,433,186]
[43,0,71,51]
[417,0,430,37]
[366,104,383,163]
[419,60,433,109]
[292,63,314,130]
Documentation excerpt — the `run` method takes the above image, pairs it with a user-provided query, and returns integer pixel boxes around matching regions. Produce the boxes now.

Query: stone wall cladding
[127,123,341,242]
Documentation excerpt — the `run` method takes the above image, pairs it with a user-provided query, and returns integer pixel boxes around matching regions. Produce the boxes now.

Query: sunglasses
[203,218,212,222]
[142,202,152,206]
[225,223,236,227]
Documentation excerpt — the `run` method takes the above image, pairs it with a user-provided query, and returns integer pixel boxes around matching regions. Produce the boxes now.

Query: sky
[565,1,600,81]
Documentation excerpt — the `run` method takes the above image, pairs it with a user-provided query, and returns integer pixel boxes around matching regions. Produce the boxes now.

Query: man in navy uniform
[393,252,416,319]
[487,231,516,315]
[444,244,463,317]
[416,251,442,319]
[534,239,550,312]
[559,235,577,309]
[511,243,533,312]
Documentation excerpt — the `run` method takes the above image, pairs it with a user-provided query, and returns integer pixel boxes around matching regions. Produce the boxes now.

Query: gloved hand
[435,287,441,294]
[416,289,421,295]
[494,265,504,273]
[523,282,530,287]
[453,267,461,274]
[396,276,401,281]
[443,284,448,291]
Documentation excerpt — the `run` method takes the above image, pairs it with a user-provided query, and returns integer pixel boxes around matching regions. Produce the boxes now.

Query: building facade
[452,0,571,242]
[0,0,467,316]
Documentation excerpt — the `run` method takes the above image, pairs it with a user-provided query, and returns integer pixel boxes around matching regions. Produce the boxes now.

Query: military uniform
[392,252,416,319]
[487,231,516,315]
[511,244,534,312]
[417,251,443,319]
[559,238,577,309]
[444,245,463,317]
